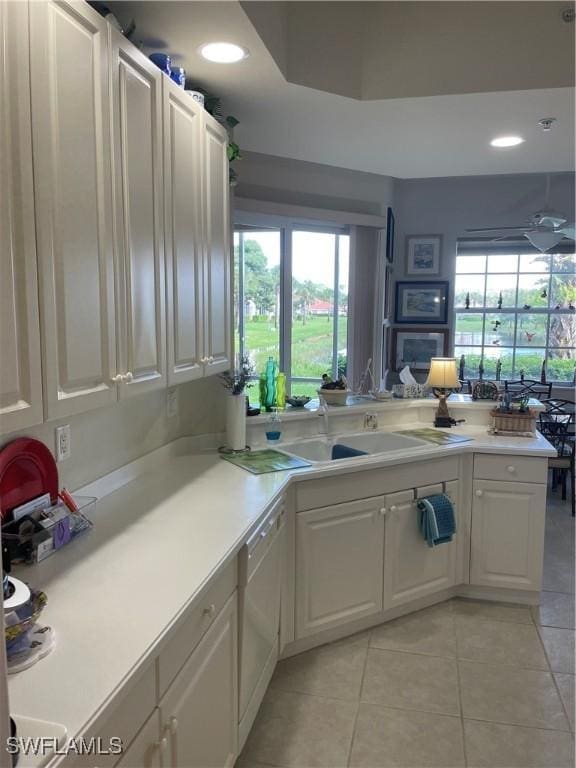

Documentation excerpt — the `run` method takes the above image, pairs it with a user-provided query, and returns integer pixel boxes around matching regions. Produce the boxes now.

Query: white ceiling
[110,1,575,179]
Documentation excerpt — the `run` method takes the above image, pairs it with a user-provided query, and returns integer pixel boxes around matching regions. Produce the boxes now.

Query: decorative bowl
[317,389,351,406]
[286,396,311,408]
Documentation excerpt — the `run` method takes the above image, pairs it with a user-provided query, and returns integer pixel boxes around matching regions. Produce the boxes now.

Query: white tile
[350,704,465,768]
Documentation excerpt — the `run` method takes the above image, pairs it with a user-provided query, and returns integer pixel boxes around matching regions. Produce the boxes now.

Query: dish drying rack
[2,495,96,565]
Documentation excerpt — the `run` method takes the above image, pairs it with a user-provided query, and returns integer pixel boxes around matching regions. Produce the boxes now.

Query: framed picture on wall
[395,280,449,324]
[391,328,449,371]
[383,265,393,320]
[406,235,442,275]
[386,207,395,264]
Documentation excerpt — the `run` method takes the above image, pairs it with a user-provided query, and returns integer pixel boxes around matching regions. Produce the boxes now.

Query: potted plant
[220,356,254,451]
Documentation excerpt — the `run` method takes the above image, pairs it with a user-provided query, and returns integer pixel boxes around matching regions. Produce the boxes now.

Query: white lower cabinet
[383,484,458,611]
[114,711,162,768]
[159,593,238,768]
[296,497,385,639]
[470,478,546,591]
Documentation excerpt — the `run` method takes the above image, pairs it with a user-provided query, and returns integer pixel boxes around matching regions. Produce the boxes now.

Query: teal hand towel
[417,494,456,548]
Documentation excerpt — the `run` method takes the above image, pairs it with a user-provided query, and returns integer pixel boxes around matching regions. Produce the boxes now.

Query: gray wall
[236,150,395,216]
[391,171,575,365]
[0,378,226,491]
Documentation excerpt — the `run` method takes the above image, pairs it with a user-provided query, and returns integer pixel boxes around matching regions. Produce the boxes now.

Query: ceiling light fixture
[525,231,565,252]
[199,42,249,63]
[490,135,525,148]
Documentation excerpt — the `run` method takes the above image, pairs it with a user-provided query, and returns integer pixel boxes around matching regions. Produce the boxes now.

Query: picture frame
[406,235,442,276]
[391,328,449,371]
[386,207,395,264]
[383,265,393,321]
[395,280,449,324]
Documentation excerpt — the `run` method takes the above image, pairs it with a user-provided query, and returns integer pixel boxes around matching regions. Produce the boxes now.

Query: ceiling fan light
[525,231,564,252]
[490,135,525,148]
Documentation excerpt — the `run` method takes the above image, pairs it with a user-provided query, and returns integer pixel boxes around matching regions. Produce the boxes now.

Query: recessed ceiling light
[490,135,525,148]
[199,42,249,63]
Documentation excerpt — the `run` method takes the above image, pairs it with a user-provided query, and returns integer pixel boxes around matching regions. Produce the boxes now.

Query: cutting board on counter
[221,449,311,474]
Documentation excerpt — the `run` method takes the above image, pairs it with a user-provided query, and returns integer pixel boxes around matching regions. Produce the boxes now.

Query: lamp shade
[426,358,460,389]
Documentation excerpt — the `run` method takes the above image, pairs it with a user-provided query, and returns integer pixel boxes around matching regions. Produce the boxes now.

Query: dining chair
[539,412,575,517]
[505,379,553,400]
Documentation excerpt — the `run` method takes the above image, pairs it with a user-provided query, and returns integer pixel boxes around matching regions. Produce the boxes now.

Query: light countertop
[7,425,555,747]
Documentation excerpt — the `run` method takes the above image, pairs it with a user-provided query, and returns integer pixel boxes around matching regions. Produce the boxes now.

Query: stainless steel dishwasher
[238,498,284,749]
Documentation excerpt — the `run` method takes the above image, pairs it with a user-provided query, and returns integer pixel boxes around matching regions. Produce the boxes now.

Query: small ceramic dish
[286,396,311,408]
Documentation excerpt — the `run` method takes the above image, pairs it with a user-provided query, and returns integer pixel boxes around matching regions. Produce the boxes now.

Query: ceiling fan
[466,175,575,252]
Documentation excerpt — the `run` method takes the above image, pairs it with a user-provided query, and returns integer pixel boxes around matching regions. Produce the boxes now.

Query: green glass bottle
[259,373,267,410]
[275,372,286,409]
[265,357,276,411]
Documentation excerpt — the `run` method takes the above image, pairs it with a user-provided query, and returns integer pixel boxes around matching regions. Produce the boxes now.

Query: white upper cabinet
[110,29,166,397]
[0,0,44,434]
[163,80,204,385]
[202,118,231,375]
[30,0,118,419]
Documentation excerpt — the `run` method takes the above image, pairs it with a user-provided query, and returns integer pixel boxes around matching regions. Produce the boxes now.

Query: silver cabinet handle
[476,489,483,497]
[507,465,515,473]
[111,374,123,383]
[124,371,134,383]
[156,736,167,754]
[200,356,208,364]
[170,717,178,735]
[209,355,214,362]
[203,603,216,617]
[390,505,397,513]
[379,507,387,516]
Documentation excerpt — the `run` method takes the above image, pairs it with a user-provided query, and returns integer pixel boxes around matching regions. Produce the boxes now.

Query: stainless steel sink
[278,431,428,464]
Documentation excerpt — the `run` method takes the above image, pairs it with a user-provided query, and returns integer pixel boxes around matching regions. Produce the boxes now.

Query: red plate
[0,438,59,522]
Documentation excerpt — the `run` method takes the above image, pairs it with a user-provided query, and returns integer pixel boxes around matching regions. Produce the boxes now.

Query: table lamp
[426,358,460,427]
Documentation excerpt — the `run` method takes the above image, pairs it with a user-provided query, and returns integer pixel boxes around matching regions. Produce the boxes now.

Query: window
[454,248,575,382]
[234,222,350,399]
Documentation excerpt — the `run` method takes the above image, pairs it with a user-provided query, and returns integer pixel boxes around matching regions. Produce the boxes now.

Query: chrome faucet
[317,395,330,435]
[364,412,378,430]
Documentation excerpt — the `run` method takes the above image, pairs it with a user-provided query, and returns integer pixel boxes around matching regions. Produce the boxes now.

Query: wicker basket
[490,408,537,436]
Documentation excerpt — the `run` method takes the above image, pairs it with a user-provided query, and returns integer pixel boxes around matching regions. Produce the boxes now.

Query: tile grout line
[534,620,575,730]
[345,632,371,768]
[453,610,469,768]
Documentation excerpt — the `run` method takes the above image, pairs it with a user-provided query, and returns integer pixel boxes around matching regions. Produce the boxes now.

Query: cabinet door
[296,497,385,639]
[114,710,161,768]
[110,29,166,396]
[202,117,231,376]
[160,594,238,768]
[383,486,457,611]
[0,0,43,434]
[163,80,204,385]
[470,479,546,591]
[30,0,118,419]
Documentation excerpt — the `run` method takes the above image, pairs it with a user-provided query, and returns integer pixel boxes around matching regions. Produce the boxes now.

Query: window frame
[453,245,575,382]
[234,212,352,395]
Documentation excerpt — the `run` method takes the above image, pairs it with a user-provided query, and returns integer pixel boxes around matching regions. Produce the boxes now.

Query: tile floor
[240,494,575,768]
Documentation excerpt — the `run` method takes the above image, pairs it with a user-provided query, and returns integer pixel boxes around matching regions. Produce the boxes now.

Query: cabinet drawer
[296,457,459,511]
[62,663,156,768]
[158,559,237,697]
[474,455,547,484]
